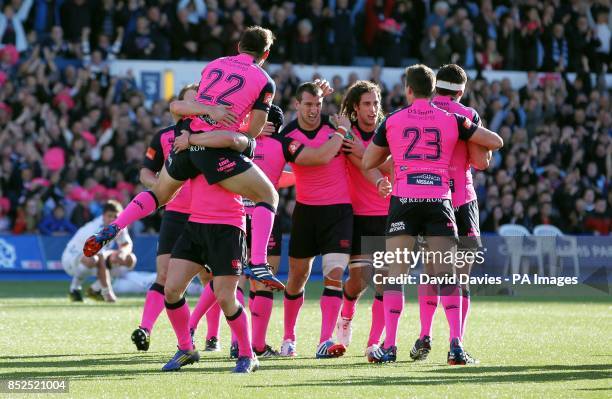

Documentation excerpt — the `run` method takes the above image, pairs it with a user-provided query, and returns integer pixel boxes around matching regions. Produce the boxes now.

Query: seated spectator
[419,25,451,68]
[39,204,77,235]
[584,198,611,235]
[124,16,164,60]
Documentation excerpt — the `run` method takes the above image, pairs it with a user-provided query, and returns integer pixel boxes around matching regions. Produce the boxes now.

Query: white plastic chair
[533,224,580,277]
[498,224,544,276]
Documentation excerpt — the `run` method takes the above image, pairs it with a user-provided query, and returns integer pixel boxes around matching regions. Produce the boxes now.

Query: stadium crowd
[0,0,610,235]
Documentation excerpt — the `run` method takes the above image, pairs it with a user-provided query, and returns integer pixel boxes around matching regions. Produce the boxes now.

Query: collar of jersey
[351,123,375,141]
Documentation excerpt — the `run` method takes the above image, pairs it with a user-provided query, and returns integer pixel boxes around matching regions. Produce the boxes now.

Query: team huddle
[65,26,503,373]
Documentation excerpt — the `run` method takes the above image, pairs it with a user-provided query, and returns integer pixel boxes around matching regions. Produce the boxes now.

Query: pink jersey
[190,53,275,133]
[372,99,477,199]
[144,125,191,214]
[280,116,351,205]
[244,135,288,215]
[346,124,390,216]
[432,95,481,207]
[188,174,245,231]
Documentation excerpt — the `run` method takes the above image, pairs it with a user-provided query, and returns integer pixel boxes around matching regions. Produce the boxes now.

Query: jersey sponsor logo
[263,92,273,105]
[449,178,455,192]
[288,140,301,155]
[389,221,405,233]
[198,114,217,126]
[407,173,442,186]
[146,147,156,160]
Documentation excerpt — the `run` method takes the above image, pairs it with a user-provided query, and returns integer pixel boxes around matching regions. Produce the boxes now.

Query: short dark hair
[295,82,322,102]
[436,64,467,97]
[239,26,275,59]
[178,83,199,100]
[103,200,122,214]
[404,64,435,98]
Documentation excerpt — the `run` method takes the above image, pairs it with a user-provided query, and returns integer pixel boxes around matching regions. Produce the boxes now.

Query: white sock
[91,280,102,291]
[70,264,91,291]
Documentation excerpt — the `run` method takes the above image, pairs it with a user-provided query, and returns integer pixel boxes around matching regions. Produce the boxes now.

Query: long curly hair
[340,80,384,125]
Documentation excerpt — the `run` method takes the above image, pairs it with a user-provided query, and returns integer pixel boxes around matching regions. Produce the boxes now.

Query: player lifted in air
[335,80,392,358]
[409,64,490,364]
[62,200,136,303]
[277,82,354,358]
[131,83,248,351]
[84,26,283,290]
[363,64,503,365]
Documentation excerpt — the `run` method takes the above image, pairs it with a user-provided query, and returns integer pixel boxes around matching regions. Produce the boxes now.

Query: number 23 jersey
[372,99,477,200]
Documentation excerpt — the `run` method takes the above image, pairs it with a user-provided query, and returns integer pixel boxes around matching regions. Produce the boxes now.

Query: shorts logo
[339,239,350,248]
[217,158,237,173]
[167,155,173,167]
[146,147,156,160]
[288,140,301,155]
[407,173,442,186]
[231,259,242,271]
[263,92,274,105]
[389,221,405,233]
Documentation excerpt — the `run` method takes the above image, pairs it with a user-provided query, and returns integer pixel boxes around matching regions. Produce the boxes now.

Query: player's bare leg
[280,256,313,357]
[83,166,184,256]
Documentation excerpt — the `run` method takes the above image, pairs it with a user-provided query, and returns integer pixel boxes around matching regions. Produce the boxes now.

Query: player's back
[188,175,246,232]
[382,99,462,200]
[190,53,275,133]
[253,135,286,188]
[432,96,480,206]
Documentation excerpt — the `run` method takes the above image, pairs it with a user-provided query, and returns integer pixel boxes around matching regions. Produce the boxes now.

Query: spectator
[124,16,163,59]
[60,0,94,42]
[419,24,451,68]
[198,10,224,60]
[38,204,77,235]
[0,0,33,52]
[426,1,450,35]
[172,9,199,59]
[584,198,611,235]
[497,13,522,70]
[587,5,611,73]
[177,0,207,25]
[292,19,317,64]
[222,9,246,56]
[327,0,354,66]
[544,24,570,72]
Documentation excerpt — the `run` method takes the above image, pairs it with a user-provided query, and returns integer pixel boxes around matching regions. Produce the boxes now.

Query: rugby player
[409,64,490,364]
[84,26,283,290]
[335,80,391,358]
[131,84,249,351]
[362,64,503,365]
[62,200,135,303]
[277,82,353,358]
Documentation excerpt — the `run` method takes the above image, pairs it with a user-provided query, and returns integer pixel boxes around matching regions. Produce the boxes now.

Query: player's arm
[174,129,250,152]
[247,79,277,138]
[455,114,503,150]
[288,115,351,166]
[468,142,492,170]
[169,99,237,126]
[140,130,165,189]
[363,118,391,170]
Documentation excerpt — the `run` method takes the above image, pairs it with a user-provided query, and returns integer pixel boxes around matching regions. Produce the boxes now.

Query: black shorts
[455,200,482,249]
[189,147,253,185]
[289,202,353,258]
[351,215,387,256]
[165,147,199,181]
[171,222,247,277]
[246,213,283,257]
[157,210,189,256]
[386,196,457,238]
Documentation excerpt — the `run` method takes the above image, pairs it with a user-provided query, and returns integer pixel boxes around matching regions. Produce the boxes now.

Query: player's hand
[334,113,352,132]
[208,105,237,126]
[342,135,366,158]
[260,121,276,136]
[377,176,392,198]
[313,78,334,97]
[173,130,191,153]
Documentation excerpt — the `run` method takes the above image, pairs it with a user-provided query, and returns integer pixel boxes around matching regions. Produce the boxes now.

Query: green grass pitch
[0,281,610,398]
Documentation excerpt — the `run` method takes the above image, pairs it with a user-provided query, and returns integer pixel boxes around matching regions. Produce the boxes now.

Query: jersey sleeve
[252,78,276,113]
[471,110,482,127]
[372,118,389,147]
[279,135,305,163]
[454,114,478,141]
[143,130,165,172]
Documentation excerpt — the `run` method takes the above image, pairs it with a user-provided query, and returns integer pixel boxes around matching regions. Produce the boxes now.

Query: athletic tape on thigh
[348,258,373,269]
[322,253,350,276]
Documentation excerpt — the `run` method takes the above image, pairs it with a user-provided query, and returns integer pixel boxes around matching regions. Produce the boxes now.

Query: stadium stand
[0,0,609,237]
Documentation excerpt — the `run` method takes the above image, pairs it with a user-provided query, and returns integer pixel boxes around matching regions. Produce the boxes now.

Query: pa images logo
[0,238,17,269]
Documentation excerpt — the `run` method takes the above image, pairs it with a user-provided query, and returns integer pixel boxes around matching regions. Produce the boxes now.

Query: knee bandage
[322,253,349,291]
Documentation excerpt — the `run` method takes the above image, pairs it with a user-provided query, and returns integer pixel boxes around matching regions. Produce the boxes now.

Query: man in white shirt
[62,200,136,302]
